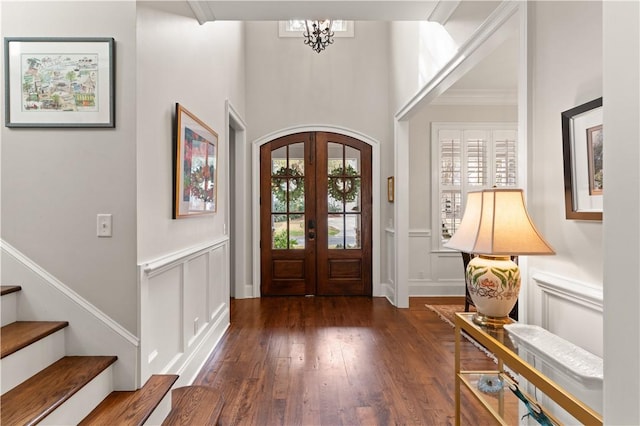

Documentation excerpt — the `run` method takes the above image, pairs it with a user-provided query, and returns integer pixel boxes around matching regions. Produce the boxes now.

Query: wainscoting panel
[184,254,209,348]
[145,265,182,374]
[383,228,396,302]
[139,238,230,386]
[406,229,465,297]
[531,271,603,357]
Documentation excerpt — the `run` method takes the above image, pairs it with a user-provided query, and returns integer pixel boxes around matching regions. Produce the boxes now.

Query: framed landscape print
[561,97,603,220]
[173,103,218,218]
[4,37,115,128]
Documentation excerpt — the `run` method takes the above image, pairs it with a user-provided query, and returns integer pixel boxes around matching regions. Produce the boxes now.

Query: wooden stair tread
[162,386,224,426]
[1,355,117,426]
[79,374,179,425]
[1,321,69,358]
[1,285,22,296]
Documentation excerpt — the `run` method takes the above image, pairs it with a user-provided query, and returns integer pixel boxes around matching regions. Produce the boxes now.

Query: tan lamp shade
[444,189,555,256]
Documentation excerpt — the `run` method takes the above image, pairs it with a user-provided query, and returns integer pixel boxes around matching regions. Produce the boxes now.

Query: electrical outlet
[97,214,112,237]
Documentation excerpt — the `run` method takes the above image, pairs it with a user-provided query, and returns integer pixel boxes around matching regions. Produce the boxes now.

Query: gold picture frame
[173,103,218,218]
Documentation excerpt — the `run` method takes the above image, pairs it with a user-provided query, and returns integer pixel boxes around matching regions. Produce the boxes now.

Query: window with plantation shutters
[432,123,518,250]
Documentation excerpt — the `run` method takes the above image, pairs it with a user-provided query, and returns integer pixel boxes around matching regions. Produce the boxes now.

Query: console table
[454,312,602,425]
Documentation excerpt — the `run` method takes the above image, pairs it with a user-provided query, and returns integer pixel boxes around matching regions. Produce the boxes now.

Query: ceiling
[445,34,518,93]
[183,0,518,99]
[186,0,447,23]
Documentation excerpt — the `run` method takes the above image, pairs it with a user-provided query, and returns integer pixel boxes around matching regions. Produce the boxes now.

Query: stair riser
[0,329,66,394]
[143,392,173,426]
[1,292,18,327]
[39,366,114,425]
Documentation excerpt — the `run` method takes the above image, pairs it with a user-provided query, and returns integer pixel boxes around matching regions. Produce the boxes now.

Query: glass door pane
[326,142,362,250]
[270,143,305,250]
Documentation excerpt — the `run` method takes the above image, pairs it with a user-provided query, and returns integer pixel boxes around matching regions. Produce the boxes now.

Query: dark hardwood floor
[194,296,517,425]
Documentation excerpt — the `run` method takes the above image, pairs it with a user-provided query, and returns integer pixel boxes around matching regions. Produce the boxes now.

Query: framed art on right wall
[562,97,603,221]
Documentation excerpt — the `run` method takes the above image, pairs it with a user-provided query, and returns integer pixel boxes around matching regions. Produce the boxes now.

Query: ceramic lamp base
[466,255,520,328]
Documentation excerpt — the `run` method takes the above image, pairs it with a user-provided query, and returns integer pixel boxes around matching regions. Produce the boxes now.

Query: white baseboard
[380,282,395,305]
[139,238,231,387]
[408,279,465,297]
[173,304,230,387]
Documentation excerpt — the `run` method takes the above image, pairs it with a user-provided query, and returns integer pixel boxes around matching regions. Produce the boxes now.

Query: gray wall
[1,1,139,333]
[245,21,393,288]
[1,1,246,334]
[136,3,245,263]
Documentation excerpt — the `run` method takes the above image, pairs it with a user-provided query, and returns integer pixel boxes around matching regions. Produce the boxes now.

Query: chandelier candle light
[303,20,334,53]
[444,189,555,327]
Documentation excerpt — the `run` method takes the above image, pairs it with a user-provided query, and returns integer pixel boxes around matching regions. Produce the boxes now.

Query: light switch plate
[97,214,112,237]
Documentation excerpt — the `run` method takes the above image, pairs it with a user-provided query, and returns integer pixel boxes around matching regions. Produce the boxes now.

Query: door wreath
[271,166,304,205]
[328,164,360,203]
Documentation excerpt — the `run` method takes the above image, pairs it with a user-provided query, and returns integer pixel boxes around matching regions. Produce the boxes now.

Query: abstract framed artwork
[173,103,218,218]
[4,37,115,128]
[561,97,603,221]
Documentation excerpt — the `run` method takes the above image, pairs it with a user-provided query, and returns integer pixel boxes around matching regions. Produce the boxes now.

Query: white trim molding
[225,100,252,299]
[532,271,603,313]
[138,238,230,387]
[430,89,518,106]
[392,1,526,309]
[1,239,139,390]
[187,0,217,25]
[395,0,520,120]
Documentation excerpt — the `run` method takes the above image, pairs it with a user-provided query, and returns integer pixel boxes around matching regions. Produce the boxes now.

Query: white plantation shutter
[465,130,489,187]
[494,130,518,187]
[433,124,518,250]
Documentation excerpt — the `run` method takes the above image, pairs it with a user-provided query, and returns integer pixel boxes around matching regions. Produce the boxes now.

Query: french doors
[260,132,372,296]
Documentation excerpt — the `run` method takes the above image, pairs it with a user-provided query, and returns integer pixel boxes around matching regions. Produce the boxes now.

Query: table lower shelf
[458,371,561,426]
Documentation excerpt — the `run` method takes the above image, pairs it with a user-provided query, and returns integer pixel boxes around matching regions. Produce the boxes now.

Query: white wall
[136,3,245,263]
[409,104,517,229]
[1,1,139,334]
[245,21,392,292]
[407,104,517,296]
[602,1,640,422]
[390,22,420,114]
[245,21,390,145]
[526,1,603,357]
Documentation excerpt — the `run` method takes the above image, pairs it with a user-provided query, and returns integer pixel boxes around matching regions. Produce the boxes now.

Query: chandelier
[303,20,334,53]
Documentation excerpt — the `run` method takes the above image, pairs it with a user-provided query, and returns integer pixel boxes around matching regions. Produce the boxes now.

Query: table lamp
[444,189,554,327]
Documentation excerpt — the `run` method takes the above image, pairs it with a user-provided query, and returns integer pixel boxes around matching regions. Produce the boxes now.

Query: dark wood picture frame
[4,37,115,128]
[561,97,603,221]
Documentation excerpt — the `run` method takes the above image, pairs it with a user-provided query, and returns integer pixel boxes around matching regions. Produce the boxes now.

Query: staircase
[0,285,178,425]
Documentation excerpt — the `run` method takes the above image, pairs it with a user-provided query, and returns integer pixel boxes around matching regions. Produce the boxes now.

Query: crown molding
[431,88,517,106]
[187,1,217,25]
[427,0,461,25]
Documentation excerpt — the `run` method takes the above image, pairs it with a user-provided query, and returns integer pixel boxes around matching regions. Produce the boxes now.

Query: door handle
[308,219,315,240]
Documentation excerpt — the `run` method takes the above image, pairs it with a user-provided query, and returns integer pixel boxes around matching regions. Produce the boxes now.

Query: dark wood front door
[260,132,372,296]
